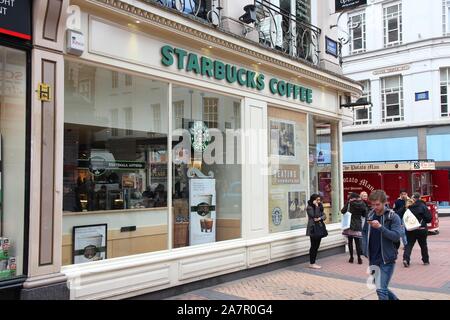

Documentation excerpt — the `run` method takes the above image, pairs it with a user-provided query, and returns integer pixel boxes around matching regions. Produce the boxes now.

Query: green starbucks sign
[161,45,313,104]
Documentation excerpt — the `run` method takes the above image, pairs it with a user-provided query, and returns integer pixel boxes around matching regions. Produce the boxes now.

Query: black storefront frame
[0,34,32,299]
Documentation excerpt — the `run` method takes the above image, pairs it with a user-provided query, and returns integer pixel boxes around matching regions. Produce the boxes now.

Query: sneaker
[349,257,354,264]
[309,264,322,269]
[403,260,410,268]
[358,257,363,265]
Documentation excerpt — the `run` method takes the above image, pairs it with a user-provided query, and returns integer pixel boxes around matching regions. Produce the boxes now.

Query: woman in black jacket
[306,194,326,269]
[341,193,368,264]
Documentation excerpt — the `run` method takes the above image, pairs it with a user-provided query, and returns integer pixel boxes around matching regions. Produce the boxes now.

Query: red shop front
[343,161,450,234]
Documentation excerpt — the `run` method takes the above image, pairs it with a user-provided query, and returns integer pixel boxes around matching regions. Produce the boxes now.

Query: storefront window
[171,86,242,248]
[0,46,26,280]
[309,116,341,224]
[268,107,309,233]
[63,62,169,265]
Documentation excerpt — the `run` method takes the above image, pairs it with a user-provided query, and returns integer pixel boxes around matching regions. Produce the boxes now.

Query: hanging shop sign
[0,0,31,40]
[161,45,313,104]
[415,91,429,102]
[335,0,367,12]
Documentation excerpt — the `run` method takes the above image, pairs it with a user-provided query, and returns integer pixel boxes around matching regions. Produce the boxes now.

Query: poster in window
[189,178,216,245]
[288,191,307,220]
[72,224,107,264]
[270,120,296,158]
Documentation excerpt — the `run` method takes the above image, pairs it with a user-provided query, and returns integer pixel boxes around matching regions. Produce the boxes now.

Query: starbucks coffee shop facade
[8,0,362,299]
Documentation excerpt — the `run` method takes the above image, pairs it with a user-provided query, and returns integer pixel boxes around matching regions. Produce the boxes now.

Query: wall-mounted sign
[373,65,410,75]
[37,83,51,102]
[161,45,313,104]
[335,0,367,12]
[0,0,31,40]
[415,91,429,102]
[343,161,436,172]
[325,37,339,58]
[66,29,85,56]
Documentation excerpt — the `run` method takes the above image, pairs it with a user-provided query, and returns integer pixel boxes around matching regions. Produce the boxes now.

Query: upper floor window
[384,3,402,47]
[443,0,450,35]
[348,12,366,54]
[440,68,450,117]
[381,75,404,122]
[354,80,372,125]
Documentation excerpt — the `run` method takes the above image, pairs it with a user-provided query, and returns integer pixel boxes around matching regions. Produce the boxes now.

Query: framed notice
[72,224,107,264]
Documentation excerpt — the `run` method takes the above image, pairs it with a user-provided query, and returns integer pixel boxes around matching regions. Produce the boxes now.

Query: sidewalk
[167,217,450,300]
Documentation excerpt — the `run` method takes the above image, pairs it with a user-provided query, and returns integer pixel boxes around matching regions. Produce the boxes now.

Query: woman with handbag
[341,193,368,264]
[306,194,328,269]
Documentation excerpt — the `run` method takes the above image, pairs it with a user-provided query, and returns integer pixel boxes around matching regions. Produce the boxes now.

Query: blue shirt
[369,214,383,266]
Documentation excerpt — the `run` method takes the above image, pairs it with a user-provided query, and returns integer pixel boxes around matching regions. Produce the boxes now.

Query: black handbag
[310,220,328,239]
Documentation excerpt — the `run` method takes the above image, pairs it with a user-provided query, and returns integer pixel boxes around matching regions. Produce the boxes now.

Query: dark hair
[399,189,407,194]
[348,192,360,200]
[412,192,421,200]
[310,194,320,202]
[369,190,387,203]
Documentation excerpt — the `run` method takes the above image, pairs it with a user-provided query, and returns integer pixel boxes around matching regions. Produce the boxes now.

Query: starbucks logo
[272,207,282,226]
[196,202,211,217]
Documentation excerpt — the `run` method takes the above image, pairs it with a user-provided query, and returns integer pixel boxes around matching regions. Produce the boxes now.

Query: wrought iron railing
[152,0,222,25]
[254,0,321,65]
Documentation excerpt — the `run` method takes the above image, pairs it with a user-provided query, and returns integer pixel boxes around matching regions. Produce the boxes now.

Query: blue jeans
[374,263,399,300]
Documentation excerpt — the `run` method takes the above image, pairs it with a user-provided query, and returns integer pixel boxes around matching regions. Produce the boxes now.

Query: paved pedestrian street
[168,217,450,300]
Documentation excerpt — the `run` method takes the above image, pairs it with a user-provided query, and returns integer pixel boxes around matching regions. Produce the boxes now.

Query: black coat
[341,200,368,232]
[408,200,432,229]
[306,202,326,236]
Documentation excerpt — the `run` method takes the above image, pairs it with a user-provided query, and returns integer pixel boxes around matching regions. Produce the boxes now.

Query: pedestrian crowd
[306,188,433,300]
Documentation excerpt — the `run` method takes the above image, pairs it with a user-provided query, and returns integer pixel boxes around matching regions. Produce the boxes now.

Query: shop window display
[268,107,309,233]
[309,116,341,224]
[171,86,242,248]
[63,62,169,265]
[0,46,26,280]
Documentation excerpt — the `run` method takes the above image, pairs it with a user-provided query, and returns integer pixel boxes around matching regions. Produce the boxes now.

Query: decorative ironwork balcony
[149,0,320,65]
[153,0,222,25]
[254,0,321,65]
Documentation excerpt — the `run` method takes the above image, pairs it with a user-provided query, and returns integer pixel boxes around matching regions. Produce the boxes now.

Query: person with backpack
[341,193,368,264]
[362,190,402,300]
[402,193,432,267]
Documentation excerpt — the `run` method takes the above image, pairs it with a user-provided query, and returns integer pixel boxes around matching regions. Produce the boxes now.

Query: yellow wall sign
[37,83,51,102]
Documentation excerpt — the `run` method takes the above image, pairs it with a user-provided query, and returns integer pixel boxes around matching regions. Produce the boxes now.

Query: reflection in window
[172,86,242,248]
[63,62,169,266]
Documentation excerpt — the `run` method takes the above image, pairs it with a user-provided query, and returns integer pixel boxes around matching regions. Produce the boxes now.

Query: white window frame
[173,100,184,129]
[203,97,219,129]
[348,11,366,54]
[124,107,133,136]
[383,2,402,47]
[152,103,161,132]
[443,0,450,35]
[381,75,404,123]
[353,80,372,125]
[440,68,450,117]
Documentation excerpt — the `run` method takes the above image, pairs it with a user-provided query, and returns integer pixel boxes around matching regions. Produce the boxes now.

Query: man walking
[362,190,402,300]
[403,193,432,267]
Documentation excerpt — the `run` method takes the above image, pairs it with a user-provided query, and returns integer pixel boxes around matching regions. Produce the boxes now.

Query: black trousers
[403,229,429,264]
[348,236,362,258]
[309,237,322,264]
